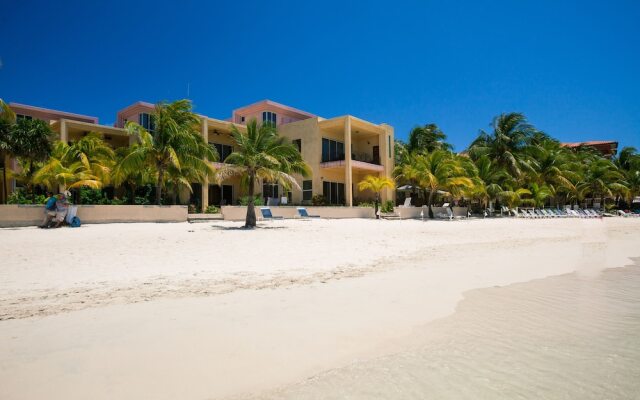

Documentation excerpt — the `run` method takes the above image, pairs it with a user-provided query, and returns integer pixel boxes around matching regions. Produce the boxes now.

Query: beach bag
[70,216,81,228]
[65,206,78,225]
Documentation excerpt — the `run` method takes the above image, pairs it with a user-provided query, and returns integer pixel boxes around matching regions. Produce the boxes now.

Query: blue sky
[1,1,639,151]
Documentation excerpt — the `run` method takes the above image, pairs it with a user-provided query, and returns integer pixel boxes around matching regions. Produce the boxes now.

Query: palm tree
[469,155,509,210]
[112,145,156,204]
[393,151,422,202]
[2,118,54,200]
[522,182,553,208]
[357,175,395,219]
[0,99,16,203]
[215,119,311,228]
[407,123,452,153]
[469,113,536,177]
[122,100,217,205]
[525,140,575,205]
[411,150,474,218]
[498,187,532,210]
[580,158,628,208]
[32,141,104,191]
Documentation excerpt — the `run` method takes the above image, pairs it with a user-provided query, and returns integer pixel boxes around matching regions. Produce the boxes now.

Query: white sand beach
[1,218,639,399]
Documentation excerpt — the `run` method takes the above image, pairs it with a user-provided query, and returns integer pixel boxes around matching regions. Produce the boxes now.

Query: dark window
[303,180,312,201]
[139,113,155,132]
[263,182,279,199]
[211,143,233,162]
[16,114,32,121]
[262,111,276,126]
[321,138,345,162]
[293,139,302,153]
[241,116,245,122]
[322,181,345,205]
[287,191,292,203]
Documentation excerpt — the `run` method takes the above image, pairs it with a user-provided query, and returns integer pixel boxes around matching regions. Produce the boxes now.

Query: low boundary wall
[0,205,188,227]
[221,206,375,221]
[397,206,468,219]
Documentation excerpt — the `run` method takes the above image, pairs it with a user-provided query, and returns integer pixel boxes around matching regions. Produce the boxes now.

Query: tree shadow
[206,223,287,231]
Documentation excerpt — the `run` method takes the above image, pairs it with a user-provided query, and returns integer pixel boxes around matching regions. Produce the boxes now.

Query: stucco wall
[397,206,468,219]
[221,206,375,221]
[0,205,187,227]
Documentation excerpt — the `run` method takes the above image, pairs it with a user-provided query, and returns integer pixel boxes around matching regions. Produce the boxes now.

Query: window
[16,114,33,121]
[262,111,277,126]
[322,181,345,205]
[139,113,155,132]
[303,180,313,201]
[211,143,233,162]
[263,182,279,199]
[287,191,292,204]
[292,139,302,153]
[321,138,345,162]
[241,116,245,122]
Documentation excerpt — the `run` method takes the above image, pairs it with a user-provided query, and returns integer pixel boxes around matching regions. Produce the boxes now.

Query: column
[381,124,395,203]
[201,118,209,210]
[60,119,68,144]
[59,120,68,193]
[344,116,353,207]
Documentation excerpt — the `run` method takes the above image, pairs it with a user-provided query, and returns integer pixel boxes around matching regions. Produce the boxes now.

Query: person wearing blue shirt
[39,191,57,228]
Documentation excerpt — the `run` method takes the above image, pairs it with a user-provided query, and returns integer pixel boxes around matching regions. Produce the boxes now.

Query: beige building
[3,100,395,207]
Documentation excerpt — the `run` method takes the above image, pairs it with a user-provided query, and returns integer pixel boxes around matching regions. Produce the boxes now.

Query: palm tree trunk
[245,172,256,228]
[427,190,435,219]
[1,158,7,204]
[375,193,380,219]
[129,183,136,205]
[156,167,164,206]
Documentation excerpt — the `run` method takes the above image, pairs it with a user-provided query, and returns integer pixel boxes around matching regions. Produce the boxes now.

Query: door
[222,185,233,205]
[373,146,380,164]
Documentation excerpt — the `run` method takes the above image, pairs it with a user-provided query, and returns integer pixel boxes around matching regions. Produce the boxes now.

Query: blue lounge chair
[297,207,320,218]
[260,207,284,220]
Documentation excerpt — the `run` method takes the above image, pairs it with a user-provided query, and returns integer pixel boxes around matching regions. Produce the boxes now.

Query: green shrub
[7,188,46,205]
[381,200,394,213]
[311,194,326,206]
[79,188,109,204]
[356,200,375,208]
[239,194,264,206]
[205,205,220,214]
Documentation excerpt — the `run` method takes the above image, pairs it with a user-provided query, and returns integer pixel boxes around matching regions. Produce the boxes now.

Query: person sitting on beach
[52,192,70,228]
[39,191,57,228]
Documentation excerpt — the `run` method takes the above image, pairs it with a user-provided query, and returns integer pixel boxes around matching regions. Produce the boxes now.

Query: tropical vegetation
[215,119,310,228]
[357,175,395,219]
[394,112,638,216]
[2,95,638,218]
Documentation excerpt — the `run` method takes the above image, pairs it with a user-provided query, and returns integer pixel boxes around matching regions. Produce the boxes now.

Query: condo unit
[3,100,395,207]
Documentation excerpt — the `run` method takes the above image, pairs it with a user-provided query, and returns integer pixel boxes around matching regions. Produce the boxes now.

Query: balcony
[320,154,384,172]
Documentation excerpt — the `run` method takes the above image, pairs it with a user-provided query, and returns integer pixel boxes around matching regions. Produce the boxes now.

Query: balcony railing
[320,152,380,165]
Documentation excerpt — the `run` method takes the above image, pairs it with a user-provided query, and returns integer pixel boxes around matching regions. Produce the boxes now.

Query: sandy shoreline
[1,218,639,399]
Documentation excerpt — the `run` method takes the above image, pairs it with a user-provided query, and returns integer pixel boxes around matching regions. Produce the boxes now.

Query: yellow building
[3,100,395,207]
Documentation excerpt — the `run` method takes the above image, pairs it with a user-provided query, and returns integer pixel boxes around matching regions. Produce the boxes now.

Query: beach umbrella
[397,185,420,191]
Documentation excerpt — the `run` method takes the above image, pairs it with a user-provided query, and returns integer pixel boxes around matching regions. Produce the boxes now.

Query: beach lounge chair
[297,207,320,218]
[260,207,284,220]
[541,209,555,218]
[526,210,538,218]
[534,209,546,218]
